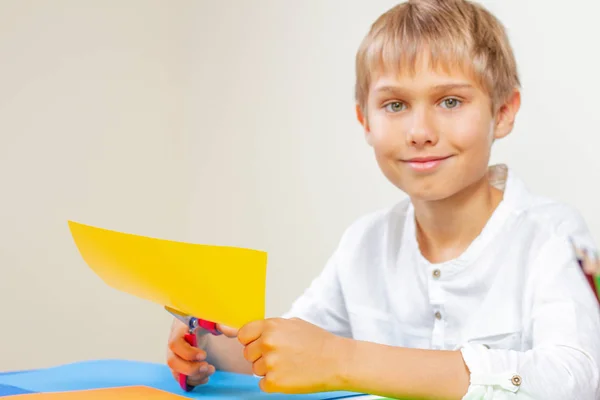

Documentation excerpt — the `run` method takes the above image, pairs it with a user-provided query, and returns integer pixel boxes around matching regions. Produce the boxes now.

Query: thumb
[217,324,239,338]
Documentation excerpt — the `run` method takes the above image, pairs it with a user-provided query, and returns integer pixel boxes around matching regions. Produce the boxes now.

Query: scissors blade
[164,306,196,327]
[164,306,221,336]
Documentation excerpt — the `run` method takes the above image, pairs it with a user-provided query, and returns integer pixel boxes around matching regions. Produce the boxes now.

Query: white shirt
[284,165,600,399]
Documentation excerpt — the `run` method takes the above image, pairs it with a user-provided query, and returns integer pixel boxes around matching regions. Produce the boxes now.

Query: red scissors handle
[179,333,198,392]
[198,319,220,336]
[178,319,222,392]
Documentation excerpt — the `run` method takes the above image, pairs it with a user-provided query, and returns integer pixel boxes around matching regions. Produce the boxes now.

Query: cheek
[444,109,494,152]
[367,114,403,155]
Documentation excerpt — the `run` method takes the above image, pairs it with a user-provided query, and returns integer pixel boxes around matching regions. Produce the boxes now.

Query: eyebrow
[432,83,474,91]
[373,83,475,94]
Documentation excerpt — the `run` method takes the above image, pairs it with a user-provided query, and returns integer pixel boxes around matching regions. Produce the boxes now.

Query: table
[0,359,392,399]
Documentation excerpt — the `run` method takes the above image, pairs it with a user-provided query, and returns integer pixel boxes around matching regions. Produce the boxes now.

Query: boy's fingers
[188,376,210,387]
[186,365,215,386]
[169,335,207,361]
[216,324,239,338]
[167,352,209,377]
[243,339,262,363]
[169,362,214,386]
[238,320,264,346]
[252,357,267,377]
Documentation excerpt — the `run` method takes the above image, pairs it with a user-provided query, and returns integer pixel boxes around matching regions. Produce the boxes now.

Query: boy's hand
[166,318,238,387]
[238,318,350,394]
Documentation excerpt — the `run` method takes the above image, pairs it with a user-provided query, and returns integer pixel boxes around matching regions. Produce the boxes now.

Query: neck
[412,175,504,263]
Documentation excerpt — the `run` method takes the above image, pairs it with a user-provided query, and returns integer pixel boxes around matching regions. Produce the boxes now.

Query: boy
[167,0,600,398]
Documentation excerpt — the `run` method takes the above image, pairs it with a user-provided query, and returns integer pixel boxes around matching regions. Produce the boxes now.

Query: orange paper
[8,386,187,399]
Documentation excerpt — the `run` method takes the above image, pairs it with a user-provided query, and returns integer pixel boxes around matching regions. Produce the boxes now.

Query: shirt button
[511,375,522,386]
[434,311,442,320]
[432,269,441,279]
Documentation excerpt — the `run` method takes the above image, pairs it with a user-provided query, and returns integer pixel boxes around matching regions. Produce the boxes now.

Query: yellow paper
[68,221,267,328]
[9,386,187,399]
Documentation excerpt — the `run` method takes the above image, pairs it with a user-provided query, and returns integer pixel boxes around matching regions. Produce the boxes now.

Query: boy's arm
[238,234,600,399]
[457,234,599,399]
[236,318,470,399]
[345,234,600,400]
[341,343,470,399]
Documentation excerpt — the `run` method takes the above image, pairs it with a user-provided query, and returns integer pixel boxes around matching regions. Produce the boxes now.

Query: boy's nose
[405,108,439,148]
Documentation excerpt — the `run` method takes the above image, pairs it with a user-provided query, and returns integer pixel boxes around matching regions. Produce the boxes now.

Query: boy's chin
[395,181,461,203]
[406,190,455,203]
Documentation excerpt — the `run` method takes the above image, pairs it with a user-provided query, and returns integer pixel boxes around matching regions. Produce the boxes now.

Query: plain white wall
[1,0,599,371]
[0,0,194,371]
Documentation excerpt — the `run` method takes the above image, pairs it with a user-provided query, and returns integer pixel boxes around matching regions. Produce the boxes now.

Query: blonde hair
[355,0,520,116]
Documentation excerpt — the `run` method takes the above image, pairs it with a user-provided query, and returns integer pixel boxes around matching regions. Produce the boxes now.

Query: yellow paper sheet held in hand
[68,221,267,328]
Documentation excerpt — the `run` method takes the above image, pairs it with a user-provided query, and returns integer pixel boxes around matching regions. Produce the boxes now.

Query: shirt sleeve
[460,234,600,400]
[281,247,352,338]
[552,204,598,253]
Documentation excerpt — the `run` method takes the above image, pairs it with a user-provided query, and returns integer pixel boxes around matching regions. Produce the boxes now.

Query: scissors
[165,306,222,391]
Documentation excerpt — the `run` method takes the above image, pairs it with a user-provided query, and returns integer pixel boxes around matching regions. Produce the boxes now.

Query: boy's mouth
[401,155,453,172]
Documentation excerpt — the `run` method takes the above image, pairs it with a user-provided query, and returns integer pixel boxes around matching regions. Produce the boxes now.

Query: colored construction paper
[6,386,187,399]
[353,397,397,400]
[0,360,361,400]
[67,221,267,328]
[0,384,34,397]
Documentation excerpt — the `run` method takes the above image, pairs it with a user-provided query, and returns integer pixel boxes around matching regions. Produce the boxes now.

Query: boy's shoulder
[503,167,595,250]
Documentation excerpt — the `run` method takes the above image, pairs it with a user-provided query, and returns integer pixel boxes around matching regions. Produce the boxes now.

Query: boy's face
[358,57,519,202]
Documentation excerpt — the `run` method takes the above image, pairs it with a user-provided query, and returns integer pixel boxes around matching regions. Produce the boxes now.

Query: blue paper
[0,360,361,399]
[0,384,35,397]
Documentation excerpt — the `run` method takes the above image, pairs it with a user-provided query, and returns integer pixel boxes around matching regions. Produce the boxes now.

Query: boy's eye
[440,98,462,109]
[384,101,406,112]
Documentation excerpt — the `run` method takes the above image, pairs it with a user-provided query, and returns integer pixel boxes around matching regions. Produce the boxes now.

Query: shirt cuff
[460,344,523,399]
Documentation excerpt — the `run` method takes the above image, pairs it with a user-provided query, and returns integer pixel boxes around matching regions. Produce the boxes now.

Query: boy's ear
[355,104,373,145]
[494,89,521,140]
